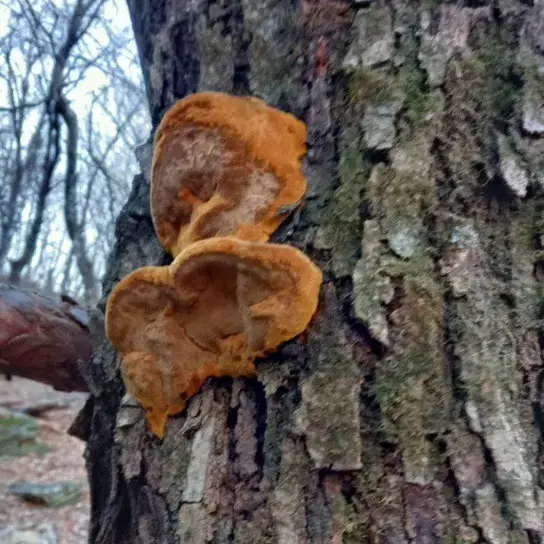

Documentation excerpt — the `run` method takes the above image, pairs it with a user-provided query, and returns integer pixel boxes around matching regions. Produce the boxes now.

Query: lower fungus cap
[151,92,308,256]
[105,237,322,438]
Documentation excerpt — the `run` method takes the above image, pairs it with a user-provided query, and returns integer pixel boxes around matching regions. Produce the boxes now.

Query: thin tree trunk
[9,110,61,283]
[59,95,98,305]
[61,247,75,295]
[0,53,40,264]
[84,1,544,542]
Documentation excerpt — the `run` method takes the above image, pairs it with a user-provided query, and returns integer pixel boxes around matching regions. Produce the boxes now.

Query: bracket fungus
[106,93,322,437]
[106,237,322,438]
[151,92,308,256]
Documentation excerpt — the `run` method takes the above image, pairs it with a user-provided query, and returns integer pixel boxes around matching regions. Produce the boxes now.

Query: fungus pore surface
[106,237,322,437]
[151,92,308,256]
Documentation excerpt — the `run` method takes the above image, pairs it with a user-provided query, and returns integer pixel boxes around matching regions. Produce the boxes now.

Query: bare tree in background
[0,0,149,304]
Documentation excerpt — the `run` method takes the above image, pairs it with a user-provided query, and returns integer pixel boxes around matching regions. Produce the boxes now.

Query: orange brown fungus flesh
[105,237,322,438]
[151,92,308,256]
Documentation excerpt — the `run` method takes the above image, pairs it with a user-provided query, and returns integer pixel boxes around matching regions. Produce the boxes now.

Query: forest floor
[0,376,90,543]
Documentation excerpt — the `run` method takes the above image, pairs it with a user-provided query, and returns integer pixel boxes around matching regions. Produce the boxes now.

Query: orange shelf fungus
[151,92,308,256]
[106,237,322,438]
[106,93,322,437]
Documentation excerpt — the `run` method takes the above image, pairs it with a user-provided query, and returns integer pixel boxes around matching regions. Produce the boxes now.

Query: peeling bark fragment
[362,101,401,151]
[419,5,471,87]
[116,395,145,480]
[483,387,543,531]
[116,394,142,428]
[474,484,510,544]
[297,284,362,471]
[497,134,529,198]
[182,414,216,503]
[257,360,297,398]
[521,65,544,135]
[134,141,153,184]
[233,386,259,481]
[196,388,230,516]
[296,357,362,471]
[353,219,393,346]
[272,438,309,544]
[520,2,544,135]
[178,502,211,544]
[343,6,393,70]
[515,135,544,192]
[439,221,480,298]
[444,230,544,533]
[448,427,509,543]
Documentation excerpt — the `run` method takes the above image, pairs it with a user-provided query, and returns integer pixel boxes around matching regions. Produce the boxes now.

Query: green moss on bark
[315,124,369,277]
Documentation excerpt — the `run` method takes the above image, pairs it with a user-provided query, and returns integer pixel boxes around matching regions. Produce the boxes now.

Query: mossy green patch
[353,220,394,346]
[442,30,519,203]
[346,68,397,114]
[328,488,369,543]
[452,294,516,406]
[401,66,432,126]
[319,124,370,277]
[375,275,448,480]
[509,202,542,330]
[367,164,436,260]
[0,413,51,458]
[475,34,518,122]
[299,346,362,470]
[8,481,83,508]
[234,515,277,544]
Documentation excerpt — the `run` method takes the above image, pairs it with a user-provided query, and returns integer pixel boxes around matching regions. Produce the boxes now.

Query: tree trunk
[84,1,544,542]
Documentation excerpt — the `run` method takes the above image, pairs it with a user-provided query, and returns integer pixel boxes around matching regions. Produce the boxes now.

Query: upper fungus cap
[105,237,322,438]
[151,92,308,256]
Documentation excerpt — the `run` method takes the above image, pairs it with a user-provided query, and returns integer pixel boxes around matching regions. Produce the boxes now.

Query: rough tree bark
[84,1,544,542]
